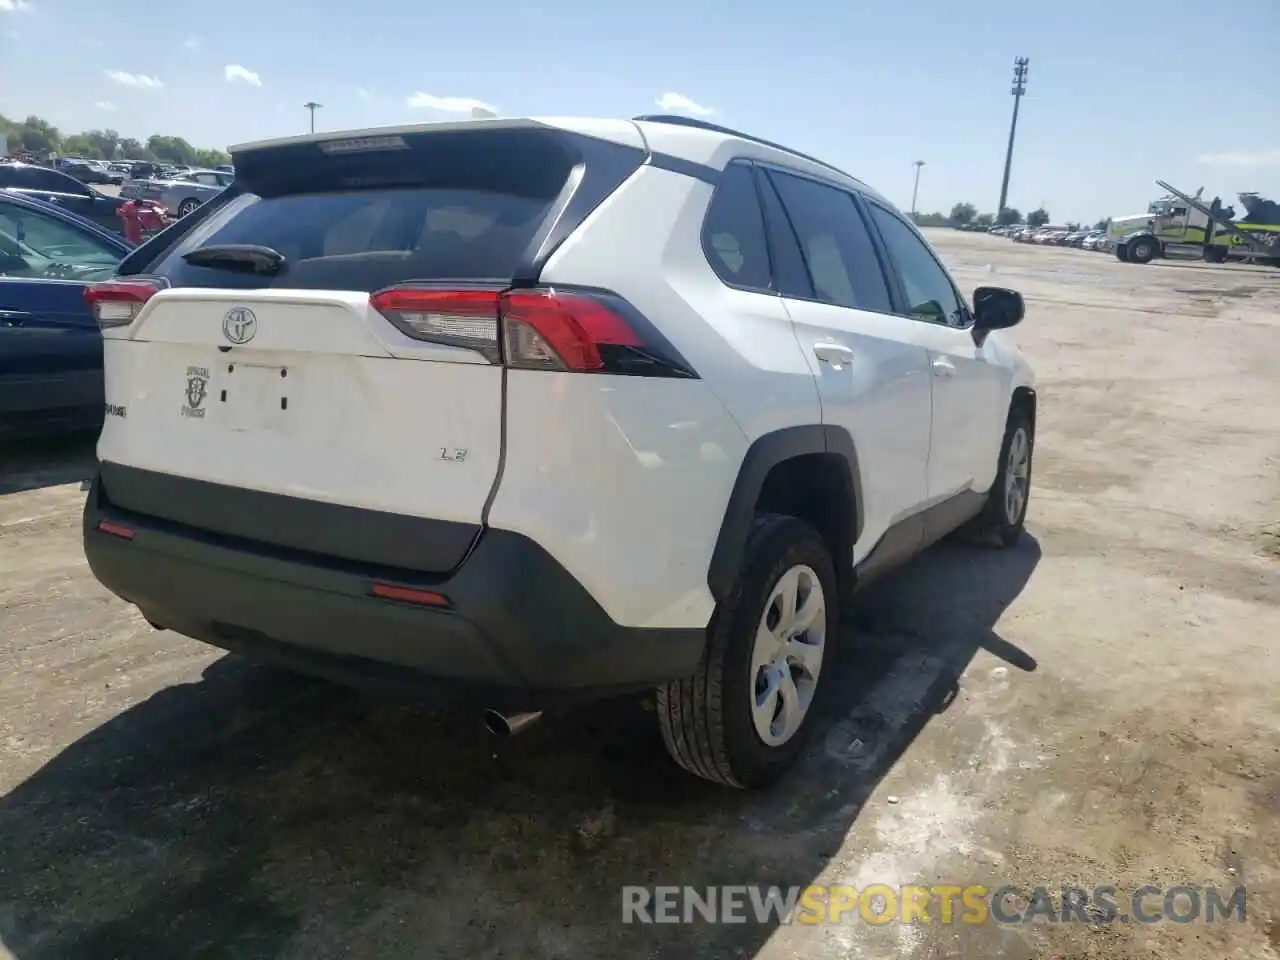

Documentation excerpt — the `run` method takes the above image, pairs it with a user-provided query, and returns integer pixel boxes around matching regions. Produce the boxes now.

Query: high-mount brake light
[369,285,698,378]
[83,279,165,328]
[318,135,409,155]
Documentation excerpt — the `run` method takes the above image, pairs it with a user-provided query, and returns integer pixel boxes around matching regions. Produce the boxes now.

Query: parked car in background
[0,162,130,235]
[0,190,133,439]
[62,159,114,186]
[125,161,164,182]
[124,169,234,217]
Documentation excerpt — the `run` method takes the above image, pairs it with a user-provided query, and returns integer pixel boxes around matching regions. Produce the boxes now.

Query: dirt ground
[1,232,1277,960]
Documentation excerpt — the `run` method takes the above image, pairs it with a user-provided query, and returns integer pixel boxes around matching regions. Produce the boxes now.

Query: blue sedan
[0,191,133,439]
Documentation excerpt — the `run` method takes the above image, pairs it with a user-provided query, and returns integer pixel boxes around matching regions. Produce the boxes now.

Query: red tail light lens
[84,279,165,329]
[370,287,502,363]
[369,285,697,378]
[500,291,643,372]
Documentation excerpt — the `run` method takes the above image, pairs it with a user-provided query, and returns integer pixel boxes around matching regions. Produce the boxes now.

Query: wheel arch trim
[707,424,862,603]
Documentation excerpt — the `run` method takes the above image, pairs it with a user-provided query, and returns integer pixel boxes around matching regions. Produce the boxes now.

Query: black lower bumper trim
[83,472,706,709]
[98,461,480,574]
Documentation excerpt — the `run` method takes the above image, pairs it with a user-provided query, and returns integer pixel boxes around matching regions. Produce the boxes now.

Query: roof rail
[632,114,859,183]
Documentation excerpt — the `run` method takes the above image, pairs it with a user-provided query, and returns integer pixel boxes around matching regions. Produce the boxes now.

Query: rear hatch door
[99,123,623,572]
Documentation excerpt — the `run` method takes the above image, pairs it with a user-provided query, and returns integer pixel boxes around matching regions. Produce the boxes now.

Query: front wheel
[657,514,837,788]
[177,198,201,217]
[1127,237,1157,264]
[968,406,1034,548]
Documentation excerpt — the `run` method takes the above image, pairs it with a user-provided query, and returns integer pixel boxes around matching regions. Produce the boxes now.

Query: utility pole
[910,161,925,217]
[304,101,322,133]
[997,57,1029,219]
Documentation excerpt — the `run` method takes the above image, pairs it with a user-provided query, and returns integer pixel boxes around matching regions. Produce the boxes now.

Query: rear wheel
[657,514,837,788]
[1115,243,1131,262]
[178,198,201,217]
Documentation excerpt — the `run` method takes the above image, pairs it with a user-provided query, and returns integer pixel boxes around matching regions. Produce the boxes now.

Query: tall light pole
[997,57,1029,219]
[910,160,925,217]
[304,101,322,133]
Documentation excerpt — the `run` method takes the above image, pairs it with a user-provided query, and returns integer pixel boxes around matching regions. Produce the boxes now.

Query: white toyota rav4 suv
[82,115,1036,789]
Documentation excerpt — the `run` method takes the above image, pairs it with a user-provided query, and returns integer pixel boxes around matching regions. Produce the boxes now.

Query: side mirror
[972,286,1024,344]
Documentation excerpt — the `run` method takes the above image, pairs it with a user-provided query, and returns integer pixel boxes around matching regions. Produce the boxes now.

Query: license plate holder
[217,363,292,432]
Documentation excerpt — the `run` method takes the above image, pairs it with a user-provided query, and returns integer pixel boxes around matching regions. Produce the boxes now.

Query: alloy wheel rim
[749,564,826,747]
[1004,427,1030,524]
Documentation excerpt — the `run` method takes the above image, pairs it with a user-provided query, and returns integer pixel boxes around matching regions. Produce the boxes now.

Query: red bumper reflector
[370,583,452,608]
[96,520,136,540]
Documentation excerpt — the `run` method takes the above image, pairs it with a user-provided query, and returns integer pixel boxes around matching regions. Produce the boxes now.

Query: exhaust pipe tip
[483,709,543,738]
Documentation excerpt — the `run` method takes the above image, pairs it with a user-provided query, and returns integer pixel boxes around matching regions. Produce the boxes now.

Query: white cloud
[225,63,262,87]
[654,91,714,116]
[406,93,497,114]
[1197,149,1280,169]
[105,69,164,90]
[95,100,116,111]
[182,36,201,50]
[0,0,33,13]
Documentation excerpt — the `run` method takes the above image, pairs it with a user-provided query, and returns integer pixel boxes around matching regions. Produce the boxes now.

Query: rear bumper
[82,470,706,710]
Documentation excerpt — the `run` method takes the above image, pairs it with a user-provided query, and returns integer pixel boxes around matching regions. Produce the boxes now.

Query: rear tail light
[369,285,697,378]
[84,279,165,328]
[370,287,502,363]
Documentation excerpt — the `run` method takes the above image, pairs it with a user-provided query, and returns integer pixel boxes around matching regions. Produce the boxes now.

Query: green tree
[1027,208,1051,228]
[2,112,228,166]
[61,133,97,158]
[996,207,1022,226]
[85,128,121,159]
[18,115,61,154]
[192,146,232,167]
[118,138,150,160]
[948,202,977,227]
[1093,219,1110,231]
[911,211,949,228]
[974,212,995,228]
[146,134,197,164]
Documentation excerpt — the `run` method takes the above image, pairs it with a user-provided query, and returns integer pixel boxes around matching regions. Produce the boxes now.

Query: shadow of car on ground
[0,535,1040,960]
[0,433,98,496]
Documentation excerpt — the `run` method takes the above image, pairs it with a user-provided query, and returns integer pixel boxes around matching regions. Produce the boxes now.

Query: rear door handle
[813,342,855,367]
[931,357,957,378]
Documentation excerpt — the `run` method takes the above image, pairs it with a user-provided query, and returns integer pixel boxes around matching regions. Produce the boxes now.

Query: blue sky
[2,0,1278,223]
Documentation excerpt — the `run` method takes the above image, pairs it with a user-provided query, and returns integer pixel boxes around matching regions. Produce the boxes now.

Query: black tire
[968,405,1034,548]
[657,513,838,789]
[178,198,201,217]
[1127,237,1157,264]
[1115,244,1130,262]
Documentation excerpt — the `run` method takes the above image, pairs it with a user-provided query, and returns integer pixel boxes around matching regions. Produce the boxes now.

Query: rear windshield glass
[146,128,577,292]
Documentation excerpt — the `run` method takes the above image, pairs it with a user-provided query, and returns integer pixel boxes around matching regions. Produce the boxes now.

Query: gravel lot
[1,232,1277,960]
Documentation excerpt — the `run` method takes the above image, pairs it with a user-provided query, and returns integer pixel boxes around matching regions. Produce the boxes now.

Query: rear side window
[701,161,772,291]
[144,128,611,292]
[764,170,892,313]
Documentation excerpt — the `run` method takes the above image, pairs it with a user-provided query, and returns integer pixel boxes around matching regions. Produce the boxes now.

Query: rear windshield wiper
[181,244,288,276]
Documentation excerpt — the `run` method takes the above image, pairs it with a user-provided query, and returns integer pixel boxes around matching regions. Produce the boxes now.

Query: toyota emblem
[222,307,257,345]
